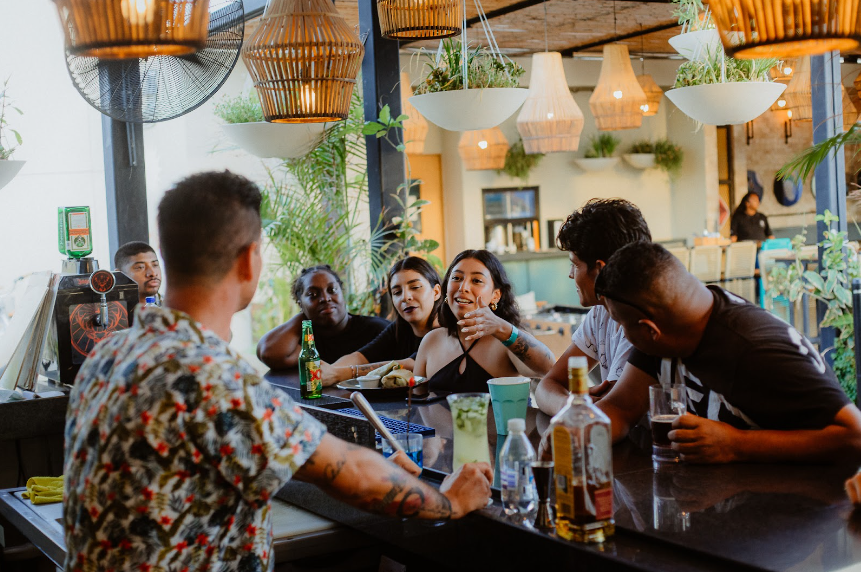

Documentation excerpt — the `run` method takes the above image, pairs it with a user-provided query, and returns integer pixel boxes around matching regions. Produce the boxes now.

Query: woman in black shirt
[730,192,774,244]
[320,257,444,385]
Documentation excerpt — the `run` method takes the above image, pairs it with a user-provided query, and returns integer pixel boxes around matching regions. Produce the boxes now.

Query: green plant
[498,139,543,181]
[654,139,684,174]
[413,39,524,95]
[584,133,620,158]
[766,210,860,400]
[779,123,861,183]
[672,0,713,31]
[629,140,654,154]
[213,92,264,124]
[674,51,778,88]
[0,78,23,160]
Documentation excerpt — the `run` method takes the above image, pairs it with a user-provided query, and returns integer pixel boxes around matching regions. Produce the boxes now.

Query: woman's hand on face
[457,295,512,343]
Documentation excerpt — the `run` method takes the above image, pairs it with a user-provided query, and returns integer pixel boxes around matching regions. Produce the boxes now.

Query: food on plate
[367,361,399,378]
[382,369,413,389]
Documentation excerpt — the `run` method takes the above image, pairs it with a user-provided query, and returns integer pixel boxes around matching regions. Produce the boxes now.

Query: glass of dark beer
[649,385,686,468]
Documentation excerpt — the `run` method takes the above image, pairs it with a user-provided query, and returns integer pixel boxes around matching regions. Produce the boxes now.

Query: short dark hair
[439,249,521,337]
[114,241,155,270]
[388,257,442,338]
[556,198,652,268]
[291,265,344,305]
[157,171,261,284]
[595,242,681,317]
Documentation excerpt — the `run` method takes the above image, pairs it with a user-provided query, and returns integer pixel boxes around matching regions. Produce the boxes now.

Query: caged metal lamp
[242,0,365,123]
[377,0,461,40]
[52,0,211,59]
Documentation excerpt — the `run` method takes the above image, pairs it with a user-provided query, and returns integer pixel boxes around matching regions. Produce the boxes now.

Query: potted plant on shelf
[665,51,784,125]
[654,139,684,175]
[668,0,720,61]
[498,139,543,182]
[574,133,620,172]
[216,92,326,159]
[0,78,25,191]
[623,140,656,169]
[409,39,527,132]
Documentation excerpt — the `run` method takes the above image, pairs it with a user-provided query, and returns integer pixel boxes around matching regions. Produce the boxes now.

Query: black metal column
[359,0,406,227]
[102,116,149,264]
[810,51,847,361]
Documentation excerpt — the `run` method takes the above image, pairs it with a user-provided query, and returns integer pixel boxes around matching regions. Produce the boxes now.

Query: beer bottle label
[305,360,322,393]
[304,332,314,344]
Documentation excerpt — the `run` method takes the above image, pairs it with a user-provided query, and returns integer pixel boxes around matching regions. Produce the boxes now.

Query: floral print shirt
[63,306,325,572]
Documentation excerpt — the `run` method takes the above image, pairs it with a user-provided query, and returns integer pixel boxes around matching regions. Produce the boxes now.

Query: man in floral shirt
[64,171,492,572]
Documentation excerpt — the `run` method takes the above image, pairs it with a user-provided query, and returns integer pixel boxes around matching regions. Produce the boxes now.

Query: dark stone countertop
[267,370,861,572]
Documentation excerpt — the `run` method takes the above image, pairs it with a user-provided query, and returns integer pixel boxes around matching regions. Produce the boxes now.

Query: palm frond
[778,123,861,181]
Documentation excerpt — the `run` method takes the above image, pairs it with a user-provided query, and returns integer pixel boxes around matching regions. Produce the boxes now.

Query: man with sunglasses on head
[592,241,861,464]
[534,199,651,417]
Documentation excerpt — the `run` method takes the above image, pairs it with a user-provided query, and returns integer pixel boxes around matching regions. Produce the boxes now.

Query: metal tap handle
[98,294,108,329]
[350,392,405,454]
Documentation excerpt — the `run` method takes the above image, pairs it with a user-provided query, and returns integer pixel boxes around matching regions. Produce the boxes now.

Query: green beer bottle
[299,320,322,399]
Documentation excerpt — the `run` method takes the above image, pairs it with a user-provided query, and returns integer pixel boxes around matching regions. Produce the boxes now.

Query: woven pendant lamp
[242,0,365,123]
[843,86,858,130]
[784,56,811,122]
[458,128,508,170]
[378,0,461,40]
[636,74,663,117]
[589,45,647,131]
[516,52,584,154]
[709,0,861,59]
[401,73,428,154]
[52,0,210,59]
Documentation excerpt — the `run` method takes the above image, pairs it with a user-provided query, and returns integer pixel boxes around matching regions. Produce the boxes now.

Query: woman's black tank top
[427,339,493,394]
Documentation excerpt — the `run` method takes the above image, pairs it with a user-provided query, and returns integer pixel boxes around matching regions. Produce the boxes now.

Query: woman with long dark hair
[730,192,774,244]
[414,250,555,393]
[319,256,444,385]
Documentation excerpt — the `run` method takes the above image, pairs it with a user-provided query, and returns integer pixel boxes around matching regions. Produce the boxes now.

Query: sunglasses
[594,273,654,321]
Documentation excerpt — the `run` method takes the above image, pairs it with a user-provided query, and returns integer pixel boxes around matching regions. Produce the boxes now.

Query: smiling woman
[414,249,555,394]
[256,265,389,370]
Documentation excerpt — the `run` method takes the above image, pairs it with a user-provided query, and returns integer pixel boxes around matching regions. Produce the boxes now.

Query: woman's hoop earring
[444,296,448,303]
[490,302,498,311]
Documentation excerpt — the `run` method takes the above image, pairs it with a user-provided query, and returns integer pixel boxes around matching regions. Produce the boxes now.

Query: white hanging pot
[623,153,656,169]
[0,160,25,191]
[574,157,619,172]
[665,82,786,126]
[221,122,326,159]
[409,88,528,132]
[668,29,722,61]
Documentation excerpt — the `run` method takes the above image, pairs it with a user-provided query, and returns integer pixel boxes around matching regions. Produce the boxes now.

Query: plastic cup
[381,433,423,469]
[487,377,530,435]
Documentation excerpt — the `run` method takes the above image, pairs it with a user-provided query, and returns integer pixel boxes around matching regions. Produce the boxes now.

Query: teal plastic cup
[487,377,530,435]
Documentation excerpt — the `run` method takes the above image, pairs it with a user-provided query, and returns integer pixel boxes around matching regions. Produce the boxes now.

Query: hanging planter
[0,161,25,191]
[410,88,527,132]
[668,28,722,61]
[666,82,785,125]
[221,122,326,158]
[623,153,655,169]
[409,16,526,132]
[576,133,619,171]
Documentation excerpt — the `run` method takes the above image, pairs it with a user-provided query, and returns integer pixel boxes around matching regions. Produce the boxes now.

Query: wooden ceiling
[332,0,684,58]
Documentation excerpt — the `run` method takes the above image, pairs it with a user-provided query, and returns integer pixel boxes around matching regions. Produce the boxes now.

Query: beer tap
[88,270,116,329]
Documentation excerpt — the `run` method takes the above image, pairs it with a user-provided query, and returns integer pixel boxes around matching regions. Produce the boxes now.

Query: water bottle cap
[145,297,156,304]
[507,418,525,432]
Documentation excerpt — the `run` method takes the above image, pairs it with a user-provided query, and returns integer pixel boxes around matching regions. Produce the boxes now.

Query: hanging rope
[543,0,548,53]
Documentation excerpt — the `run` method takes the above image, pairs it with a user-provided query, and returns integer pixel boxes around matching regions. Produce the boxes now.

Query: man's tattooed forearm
[362,469,453,519]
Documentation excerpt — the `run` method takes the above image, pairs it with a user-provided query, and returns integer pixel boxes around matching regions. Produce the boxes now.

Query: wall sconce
[745,120,754,145]
[785,110,793,144]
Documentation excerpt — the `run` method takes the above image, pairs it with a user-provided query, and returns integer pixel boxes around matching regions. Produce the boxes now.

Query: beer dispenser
[51,206,139,384]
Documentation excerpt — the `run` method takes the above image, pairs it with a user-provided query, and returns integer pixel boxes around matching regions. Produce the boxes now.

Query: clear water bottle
[500,418,537,518]
[144,296,157,307]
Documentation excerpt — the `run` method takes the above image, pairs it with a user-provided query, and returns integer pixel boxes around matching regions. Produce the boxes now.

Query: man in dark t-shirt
[591,242,861,464]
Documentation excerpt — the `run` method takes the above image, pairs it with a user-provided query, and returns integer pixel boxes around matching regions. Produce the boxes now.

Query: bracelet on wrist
[502,326,519,347]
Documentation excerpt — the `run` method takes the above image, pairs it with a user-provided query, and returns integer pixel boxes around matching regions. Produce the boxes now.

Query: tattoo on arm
[509,332,555,366]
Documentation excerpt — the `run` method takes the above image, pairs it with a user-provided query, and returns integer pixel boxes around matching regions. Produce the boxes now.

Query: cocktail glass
[447,393,491,471]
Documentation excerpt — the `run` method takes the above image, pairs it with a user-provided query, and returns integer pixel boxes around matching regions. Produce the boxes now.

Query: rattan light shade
[710,0,861,59]
[516,52,584,154]
[458,128,508,170]
[589,45,647,131]
[637,74,663,117]
[378,0,461,40]
[52,0,210,59]
[784,56,812,121]
[242,0,364,123]
[401,73,428,154]
[843,86,858,130]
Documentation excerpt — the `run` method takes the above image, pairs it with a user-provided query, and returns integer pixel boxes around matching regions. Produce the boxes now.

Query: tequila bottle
[299,320,322,399]
[550,356,614,543]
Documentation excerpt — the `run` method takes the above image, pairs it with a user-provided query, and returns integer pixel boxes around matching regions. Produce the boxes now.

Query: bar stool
[689,246,722,283]
[724,242,757,302]
[667,247,690,271]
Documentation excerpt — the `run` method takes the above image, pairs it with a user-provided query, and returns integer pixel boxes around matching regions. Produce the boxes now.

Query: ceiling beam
[559,21,678,55]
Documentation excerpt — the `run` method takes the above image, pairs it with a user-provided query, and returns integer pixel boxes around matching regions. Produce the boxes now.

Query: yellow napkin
[22,476,64,505]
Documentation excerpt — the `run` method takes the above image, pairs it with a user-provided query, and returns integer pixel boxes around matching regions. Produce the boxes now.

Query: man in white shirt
[535,199,651,416]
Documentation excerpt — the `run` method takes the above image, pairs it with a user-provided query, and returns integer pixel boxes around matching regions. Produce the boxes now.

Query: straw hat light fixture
[459,128,509,170]
[377,0,461,40]
[784,56,812,122]
[242,0,365,123]
[52,0,211,59]
[589,44,647,131]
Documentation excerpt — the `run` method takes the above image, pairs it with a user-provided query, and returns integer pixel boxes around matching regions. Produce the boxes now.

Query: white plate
[337,376,427,392]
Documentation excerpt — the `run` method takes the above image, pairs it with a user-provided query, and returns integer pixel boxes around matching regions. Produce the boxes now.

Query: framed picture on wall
[547,219,563,249]
[482,187,540,254]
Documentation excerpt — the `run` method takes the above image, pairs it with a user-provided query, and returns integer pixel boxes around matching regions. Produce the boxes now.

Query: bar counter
[267,371,861,572]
